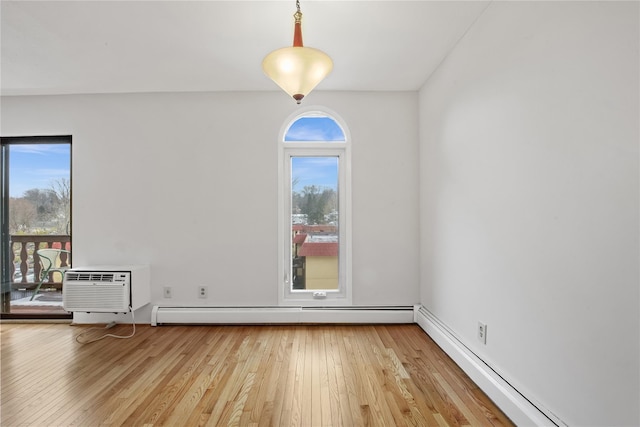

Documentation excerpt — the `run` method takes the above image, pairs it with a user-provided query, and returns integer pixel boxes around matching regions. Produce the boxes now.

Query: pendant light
[262,0,333,104]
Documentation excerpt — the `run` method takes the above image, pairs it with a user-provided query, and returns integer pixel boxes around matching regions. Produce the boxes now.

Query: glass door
[1,136,72,318]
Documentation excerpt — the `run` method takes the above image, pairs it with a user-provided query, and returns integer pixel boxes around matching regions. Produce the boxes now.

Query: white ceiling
[1,0,490,96]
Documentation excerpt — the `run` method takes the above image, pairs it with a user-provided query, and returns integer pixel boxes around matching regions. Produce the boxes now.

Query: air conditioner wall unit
[63,265,150,313]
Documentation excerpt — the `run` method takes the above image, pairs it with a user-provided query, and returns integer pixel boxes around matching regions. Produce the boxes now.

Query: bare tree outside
[9,198,37,233]
[51,178,71,234]
[9,178,71,235]
[23,188,57,225]
[293,185,336,225]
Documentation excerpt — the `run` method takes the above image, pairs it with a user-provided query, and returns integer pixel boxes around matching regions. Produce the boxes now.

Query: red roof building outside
[52,242,71,250]
[293,233,308,244]
[298,242,338,257]
[292,224,337,234]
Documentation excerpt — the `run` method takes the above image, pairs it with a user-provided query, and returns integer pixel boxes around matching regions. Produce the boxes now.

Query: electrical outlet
[478,322,487,344]
[163,286,172,298]
[198,286,208,299]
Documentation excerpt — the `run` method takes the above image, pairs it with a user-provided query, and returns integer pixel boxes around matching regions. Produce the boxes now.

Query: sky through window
[286,115,344,192]
[284,117,345,142]
[9,144,70,197]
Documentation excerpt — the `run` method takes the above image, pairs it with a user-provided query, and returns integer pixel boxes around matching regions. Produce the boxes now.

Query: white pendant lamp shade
[262,46,333,104]
[262,1,333,104]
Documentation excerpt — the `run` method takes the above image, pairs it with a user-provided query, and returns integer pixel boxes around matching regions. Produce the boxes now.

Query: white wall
[1,90,420,320]
[419,2,639,426]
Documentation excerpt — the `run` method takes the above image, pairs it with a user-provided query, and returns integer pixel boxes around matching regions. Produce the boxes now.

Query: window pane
[9,144,71,234]
[291,156,339,291]
[285,117,345,142]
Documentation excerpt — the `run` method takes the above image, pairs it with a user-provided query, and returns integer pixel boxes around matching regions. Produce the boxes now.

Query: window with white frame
[278,109,351,305]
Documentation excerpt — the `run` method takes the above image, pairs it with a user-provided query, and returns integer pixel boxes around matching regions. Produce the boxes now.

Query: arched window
[279,108,351,305]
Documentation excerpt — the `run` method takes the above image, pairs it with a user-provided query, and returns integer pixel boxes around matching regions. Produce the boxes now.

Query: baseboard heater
[151,305,416,326]
[414,306,565,427]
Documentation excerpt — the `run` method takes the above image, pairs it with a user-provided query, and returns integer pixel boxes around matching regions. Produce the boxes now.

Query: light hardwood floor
[1,323,513,426]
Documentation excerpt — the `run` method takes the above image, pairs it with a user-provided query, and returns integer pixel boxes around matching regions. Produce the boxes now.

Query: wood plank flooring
[0,323,513,426]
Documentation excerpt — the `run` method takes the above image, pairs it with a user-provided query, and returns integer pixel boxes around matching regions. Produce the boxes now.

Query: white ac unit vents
[63,265,150,313]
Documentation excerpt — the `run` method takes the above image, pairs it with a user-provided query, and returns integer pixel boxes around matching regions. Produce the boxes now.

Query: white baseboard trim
[414,305,565,426]
[151,305,415,326]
